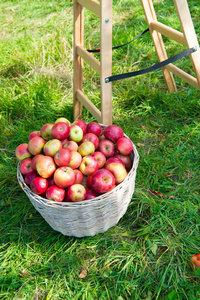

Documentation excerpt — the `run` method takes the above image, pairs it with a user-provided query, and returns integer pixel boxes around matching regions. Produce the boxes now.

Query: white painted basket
[17,126,139,237]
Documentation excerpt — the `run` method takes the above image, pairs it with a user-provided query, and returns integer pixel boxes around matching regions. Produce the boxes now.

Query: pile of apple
[15,118,134,202]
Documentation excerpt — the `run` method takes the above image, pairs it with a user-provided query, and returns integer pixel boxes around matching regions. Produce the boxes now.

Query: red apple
[98,139,115,158]
[79,155,98,176]
[47,175,56,186]
[190,254,200,269]
[73,169,84,184]
[90,169,115,194]
[68,151,82,169]
[30,177,48,195]
[28,131,41,141]
[103,125,124,142]
[55,117,71,125]
[43,139,62,157]
[31,154,44,171]
[85,189,98,200]
[86,174,93,189]
[28,136,46,156]
[105,157,125,168]
[86,122,102,137]
[69,124,83,142]
[105,162,127,184]
[114,153,132,171]
[54,148,71,167]
[54,166,75,188]
[63,140,78,152]
[15,143,32,161]
[61,138,69,146]
[78,141,95,156]
[25,171,39,186]
[73,119,87,135]
[67,184,86,202]
[40,123,54,140]
[51,122,70,140]
[45,185,66,202]
[36,155,56,178]
[116,137,133,155]
[82,133,99,150]
[20,158,34,175]
[92,151,106,169]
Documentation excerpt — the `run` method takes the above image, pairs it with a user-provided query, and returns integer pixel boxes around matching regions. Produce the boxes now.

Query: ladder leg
[74,0,84,120]
[141,0,177,92]
[100,0,113,125]
[173,0,200,87]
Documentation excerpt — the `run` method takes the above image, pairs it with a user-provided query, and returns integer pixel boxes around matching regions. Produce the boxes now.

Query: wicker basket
[17,127,139,237]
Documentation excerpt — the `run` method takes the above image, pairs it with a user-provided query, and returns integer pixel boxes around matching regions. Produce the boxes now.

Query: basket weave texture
[17,128,139,238]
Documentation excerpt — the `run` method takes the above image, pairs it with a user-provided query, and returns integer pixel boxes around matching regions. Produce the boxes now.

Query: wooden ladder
[73,0,200,124]
[73,0,113,125]
[141,0,200,92]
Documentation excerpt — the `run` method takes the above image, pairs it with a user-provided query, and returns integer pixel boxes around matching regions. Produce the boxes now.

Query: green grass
[0,0,200,299]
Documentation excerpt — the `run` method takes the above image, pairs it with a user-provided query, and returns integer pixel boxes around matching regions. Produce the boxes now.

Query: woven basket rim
[17,129,139,208]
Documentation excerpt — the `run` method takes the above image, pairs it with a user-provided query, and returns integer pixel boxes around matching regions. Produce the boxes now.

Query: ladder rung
[166,63,199,89]
[77,45,101,74]
[77,0,100,17]
[77,89,101,122]
[151,20,187,46]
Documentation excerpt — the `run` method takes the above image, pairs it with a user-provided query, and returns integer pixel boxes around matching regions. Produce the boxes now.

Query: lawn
[0,0,200,299]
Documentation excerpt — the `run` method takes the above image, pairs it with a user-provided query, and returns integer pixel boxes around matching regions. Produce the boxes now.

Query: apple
[47,175,56,186]
[61,138,69,146]
[25,171,39,186]
[54,166,75,188]
[86,122,102,137]
[63,140,78,152]
[40,123,54,140]
[51,122,70,140]
[45,185,66,202]
[28,136,46,156]
[82,133,99,150]
[79,155,98,176]
[31,154,44,171]
[90,169,115,194]
[20,158,34,175]
[54,148,71,167]
[68,151,82,169]
[73,119,87,135]
[43,139,62,157]
[36,155,56,178]
[28,131,41,141]
[92,151,106,169]
[98,139,115,158]
[78,141,95,156]
[190,254,200,269]
[116,137,133,155]
[15,143,32,161]
[69,124,83,142]
[55,117,71,125]
[105,157,125,169]
[67,184,86,202]
[103,125,124,142]
[85,189,98,200]
[63,193,73,202]
[73,169,84,184]
[30,177,48,195]
[105,162,127,184]
[114,153,132,171]
[86,174,93,189]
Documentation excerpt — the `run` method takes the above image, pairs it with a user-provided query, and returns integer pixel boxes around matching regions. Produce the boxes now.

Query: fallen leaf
[79,269,88,278]
[161,137,166,142]
[137,143,145,147]
[19,268,29,277]
[150,190,165,197]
